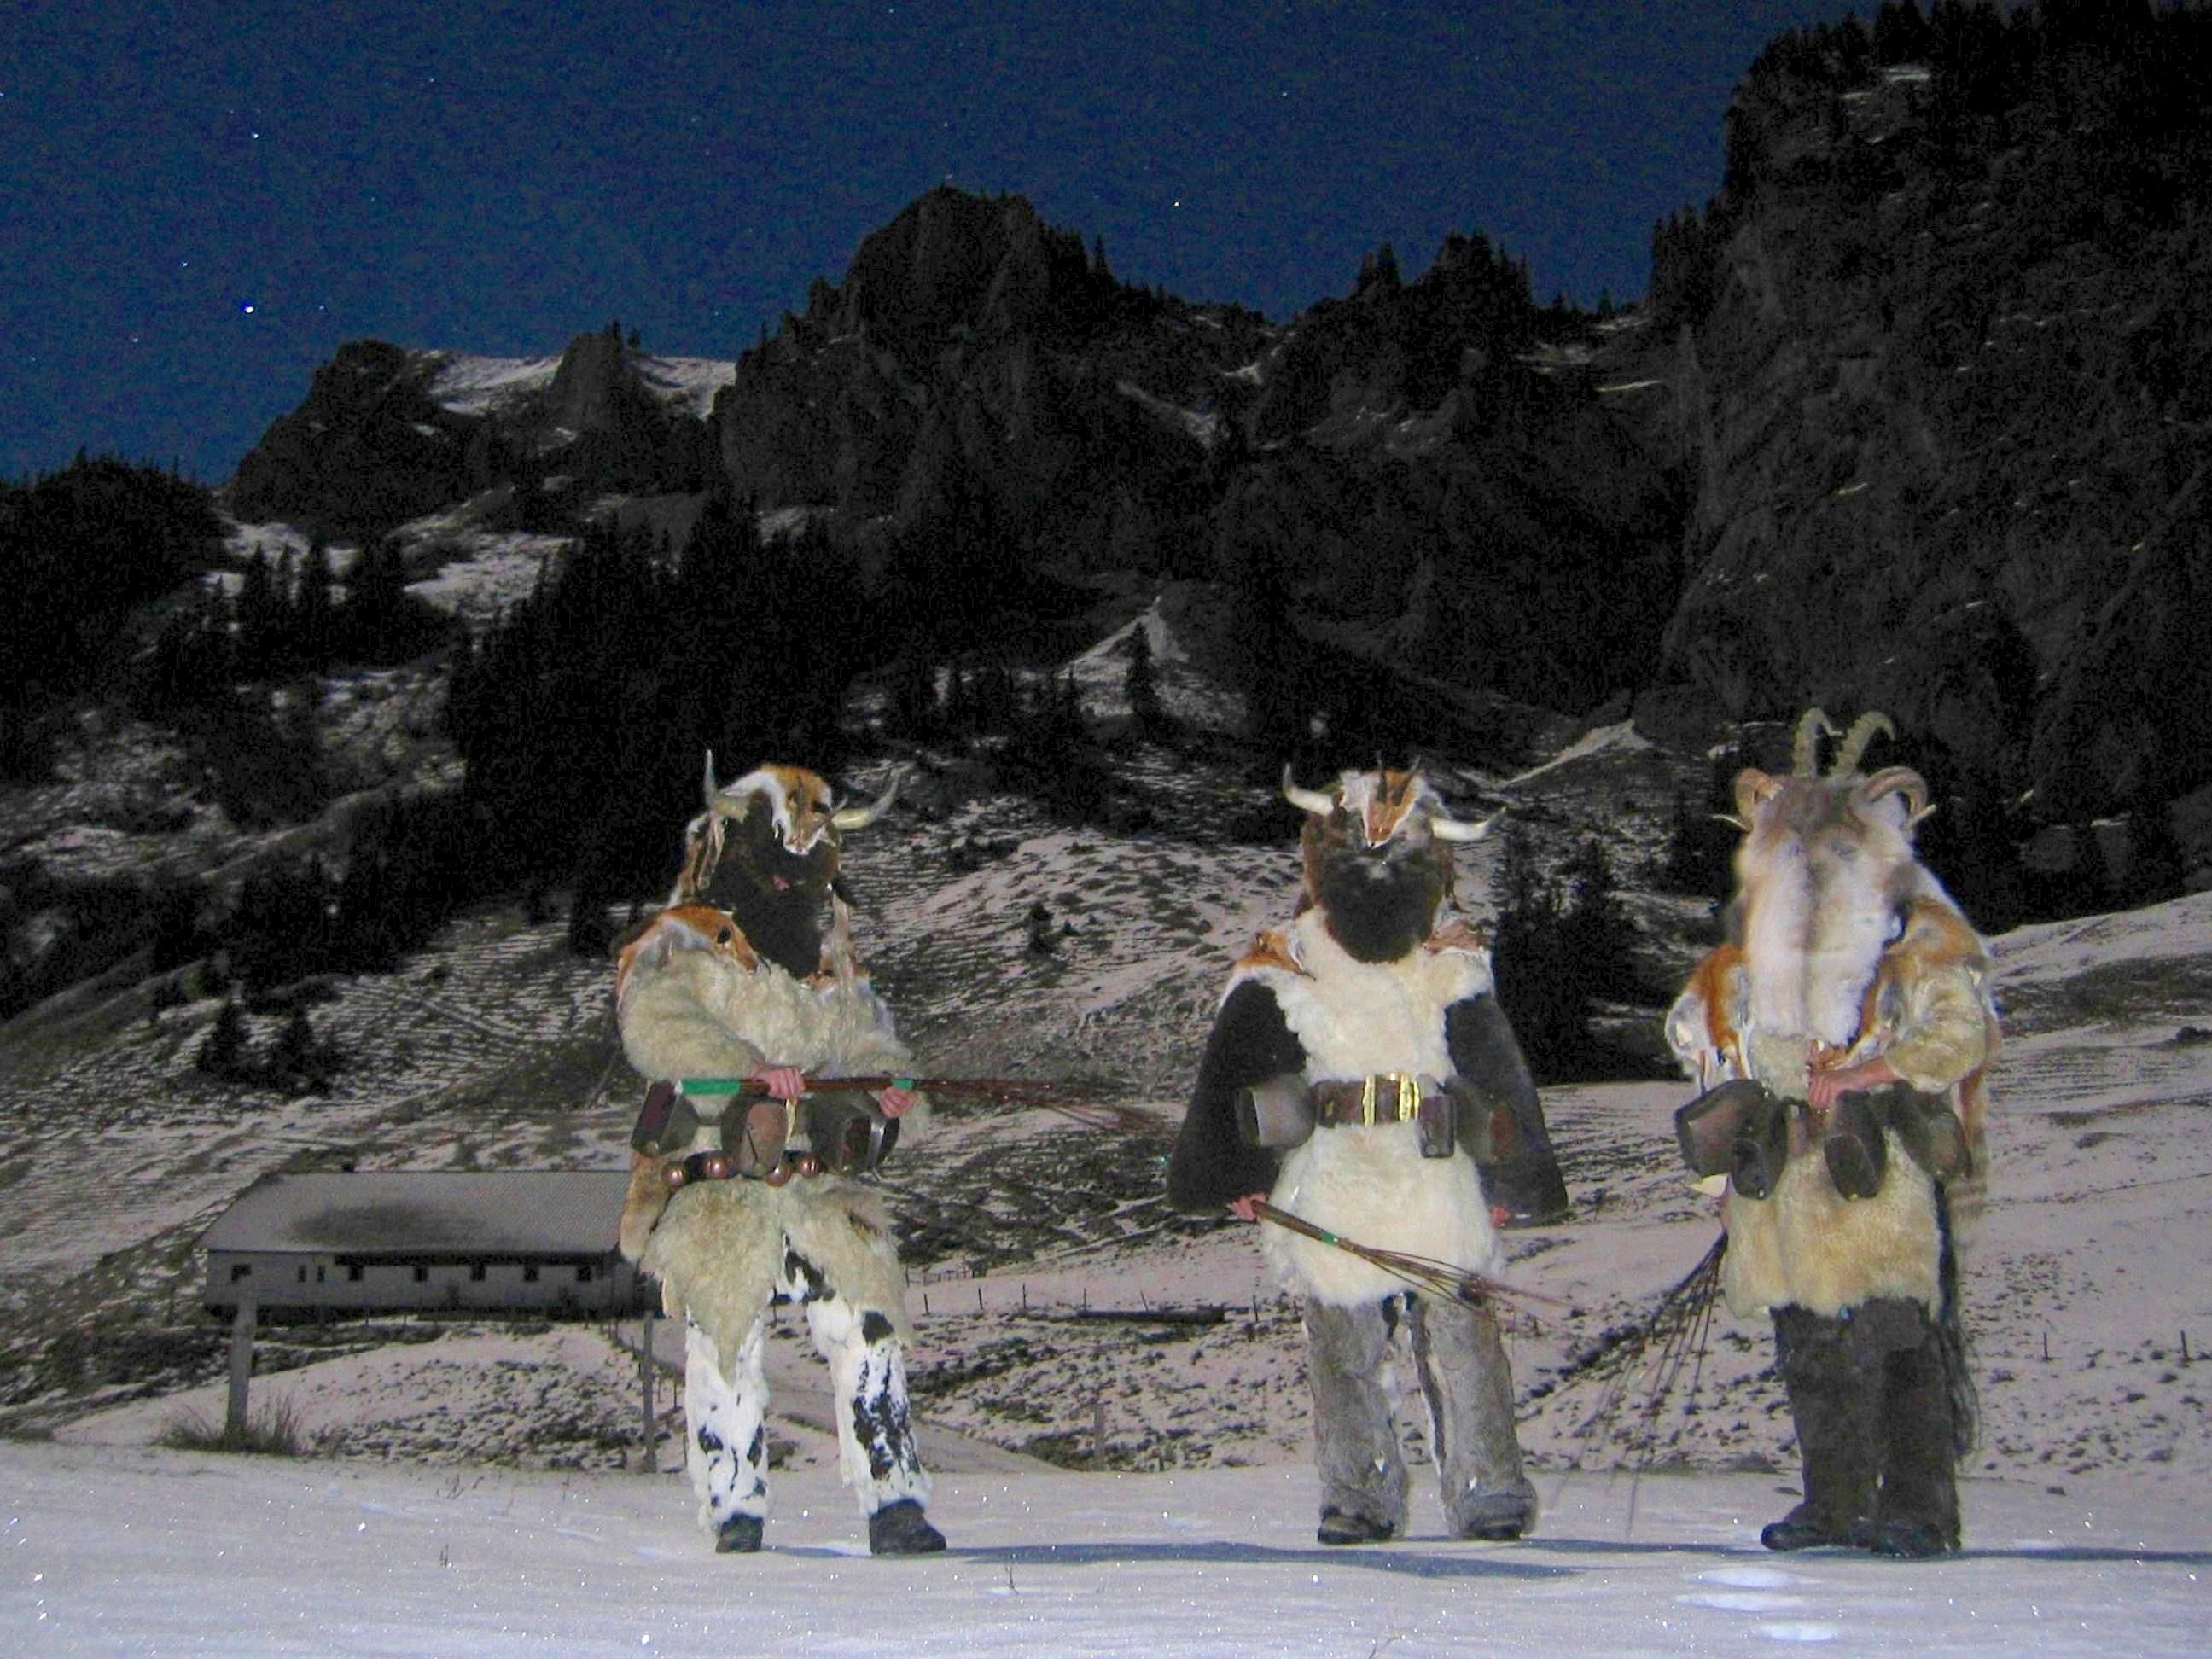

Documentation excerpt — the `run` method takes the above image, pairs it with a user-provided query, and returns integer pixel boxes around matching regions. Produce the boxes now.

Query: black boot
[1869,1301,1962,1558]
[1731,1091,1792,1202]
[1763,1307,1878,1551]
[1317,1506,1397,1545]
[868,1499,946,1556]
[1822,1092,1888,1201]
[714,1513,765,1554]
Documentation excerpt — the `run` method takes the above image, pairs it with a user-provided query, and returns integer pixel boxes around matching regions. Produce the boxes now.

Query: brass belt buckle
[1359,1073,1419,1126]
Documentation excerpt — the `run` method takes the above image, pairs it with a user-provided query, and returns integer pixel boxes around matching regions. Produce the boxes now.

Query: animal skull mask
[672,756,902,979]
[1282,765,1497,963]
[1727,710,1934,1045]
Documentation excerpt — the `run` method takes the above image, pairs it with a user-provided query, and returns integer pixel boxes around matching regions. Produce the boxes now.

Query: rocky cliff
[224,9,2212,823]
[1648,8,2212,812]
[230,327,714,538]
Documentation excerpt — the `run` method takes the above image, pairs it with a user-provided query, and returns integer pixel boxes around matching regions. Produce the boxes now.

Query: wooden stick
[1249,1200,1556,1321]
[676,1075,1158,1133]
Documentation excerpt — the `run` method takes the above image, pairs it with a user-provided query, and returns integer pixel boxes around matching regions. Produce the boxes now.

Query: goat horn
[1831,712,1896,777]
[1791,709,1837,777]
[1281,765,1337,818]
[1857,765,1930,827]
[831,766,905,832]
[701,748,720,807]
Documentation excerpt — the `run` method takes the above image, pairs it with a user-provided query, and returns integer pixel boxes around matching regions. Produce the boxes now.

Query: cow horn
[1857,765,1931,827]
[1281,765,1336,818]
[832,767,905,832]
[1791,709,1837,777]
[707,765,774,821]
[1431,806,1502,843]
[1831,712,1896,777]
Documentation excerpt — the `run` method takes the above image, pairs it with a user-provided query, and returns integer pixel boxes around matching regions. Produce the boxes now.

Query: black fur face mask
[700,815,837,981]
[1313,844,1447,963]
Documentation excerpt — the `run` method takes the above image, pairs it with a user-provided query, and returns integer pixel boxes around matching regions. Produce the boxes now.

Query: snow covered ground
[10,888,2212,1651]
[6,1443,2204,1654]
[5,613,2212,1650]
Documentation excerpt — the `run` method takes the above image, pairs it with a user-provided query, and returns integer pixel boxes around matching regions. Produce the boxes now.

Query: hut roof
[201,1171,630,1256]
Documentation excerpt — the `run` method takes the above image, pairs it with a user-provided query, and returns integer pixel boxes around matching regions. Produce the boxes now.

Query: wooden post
[639,1310,658,1473]
[225,1295,255,1438]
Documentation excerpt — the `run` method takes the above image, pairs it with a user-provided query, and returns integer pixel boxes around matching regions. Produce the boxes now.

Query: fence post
[640,1310,658,1473]
[225,1295,256,1438]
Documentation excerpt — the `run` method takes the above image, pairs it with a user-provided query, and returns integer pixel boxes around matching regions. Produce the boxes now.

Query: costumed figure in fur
[1666,711,1998,1559]
[1167,765,1567,1545]
[614,757,946,1557]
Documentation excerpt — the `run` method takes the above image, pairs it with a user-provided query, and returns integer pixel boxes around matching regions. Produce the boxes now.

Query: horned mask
[672,756,902,979]
[1728,710,1934,1044]
[1281,765,1497,963]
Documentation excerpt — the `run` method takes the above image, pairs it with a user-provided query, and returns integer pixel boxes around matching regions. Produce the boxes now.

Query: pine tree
[1123,619,1165,738]
[1489,826,1583,1082]
[1659,752,1743,901]
[271,1004,335,1094]
[342,536,411,663]
[1557,836,1643,1004]
[2117,804,2186,910]
[297,540,335,668]
[236,546,279,678]
[195,998,251,1080]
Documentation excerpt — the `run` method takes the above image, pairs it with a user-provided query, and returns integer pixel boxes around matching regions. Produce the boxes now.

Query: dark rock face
[712,186,1255,558]
[1651,19,2212,810]
[542,325,715,497]
[230,341,479,538]
[224,15,2212,822]
[230,329,714,538]
[711,187,1690,713]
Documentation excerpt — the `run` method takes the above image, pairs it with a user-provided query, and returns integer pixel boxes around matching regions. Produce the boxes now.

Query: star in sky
[4,1,1850,484]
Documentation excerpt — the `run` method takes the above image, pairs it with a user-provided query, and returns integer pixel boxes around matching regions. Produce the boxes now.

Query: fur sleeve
[616,949,770,1083]
[1447,993,1570,1223]
[1884,961,1994,1093]
[1167,978,1306,1212]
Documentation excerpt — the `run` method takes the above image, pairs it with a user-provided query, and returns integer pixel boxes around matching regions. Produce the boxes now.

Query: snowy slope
[4,517,2211,1650]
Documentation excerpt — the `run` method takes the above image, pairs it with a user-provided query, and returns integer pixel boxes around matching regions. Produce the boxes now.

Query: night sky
[5,1,1849,486]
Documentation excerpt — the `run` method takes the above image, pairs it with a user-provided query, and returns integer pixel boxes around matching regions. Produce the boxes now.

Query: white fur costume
[1662,713,1996,1557]
[1168,765,1540,1543]
[1669,881,1994,1322]
[1663,726,1999,1322]
[1241,909,1504,1305]
[616,906,929,1533]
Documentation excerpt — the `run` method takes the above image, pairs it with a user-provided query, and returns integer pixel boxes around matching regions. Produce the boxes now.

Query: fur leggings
[683,1240,930,1532]
[1306,1292,1536,1538]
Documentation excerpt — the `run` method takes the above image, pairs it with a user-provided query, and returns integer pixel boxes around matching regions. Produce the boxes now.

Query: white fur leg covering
[785,1256,931,1517]
[683,1314,771,1534]
[1721,1130,1943,1319]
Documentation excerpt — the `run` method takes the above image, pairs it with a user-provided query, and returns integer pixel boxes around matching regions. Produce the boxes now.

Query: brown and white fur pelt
[1244,769,1504,1307]
[1667,712,1999,1320]
[612,897,920,1352]
[611,901,923,1266]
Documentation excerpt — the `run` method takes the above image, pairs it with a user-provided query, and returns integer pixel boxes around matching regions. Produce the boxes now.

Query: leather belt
[1311,1074,1438,1127]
